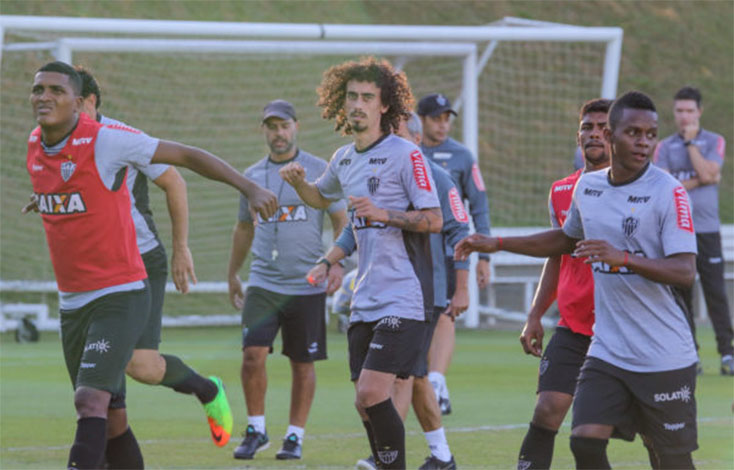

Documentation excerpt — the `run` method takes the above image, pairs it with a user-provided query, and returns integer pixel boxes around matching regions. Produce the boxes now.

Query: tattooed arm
[349,196,442,233]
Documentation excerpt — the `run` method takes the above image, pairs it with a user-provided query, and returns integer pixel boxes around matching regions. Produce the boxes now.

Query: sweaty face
[421,112,451,146]
[30,71,80,128]
[673,99,701,133]
[263,117,297,156]
[577,111,609,169]
[607,108,658,176]
[345,80,387,134]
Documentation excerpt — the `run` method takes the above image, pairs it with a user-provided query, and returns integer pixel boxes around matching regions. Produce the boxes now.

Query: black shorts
[136,244,168,350]
[537,327,591,395]
[347,316,426,381]
[412,307,443,378]
[241,286,327,362]
[60,283,151,408]
[572,357,698,455]
[445,256,456,302]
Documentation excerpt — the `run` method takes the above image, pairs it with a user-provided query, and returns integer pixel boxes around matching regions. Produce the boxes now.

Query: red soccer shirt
[550,169,595,336]
[27,114,146,292]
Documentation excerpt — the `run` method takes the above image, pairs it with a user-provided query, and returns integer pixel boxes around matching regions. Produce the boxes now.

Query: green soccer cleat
[203,376,233,447]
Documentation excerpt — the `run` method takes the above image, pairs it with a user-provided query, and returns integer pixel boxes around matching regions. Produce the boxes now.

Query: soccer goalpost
[0,15,622,330]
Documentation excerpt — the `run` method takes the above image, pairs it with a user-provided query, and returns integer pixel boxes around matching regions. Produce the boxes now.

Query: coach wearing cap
[227,99,347,461]
[417,92,492,415]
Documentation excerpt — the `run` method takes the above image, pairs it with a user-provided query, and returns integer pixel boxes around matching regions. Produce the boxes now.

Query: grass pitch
[1,325,732,469]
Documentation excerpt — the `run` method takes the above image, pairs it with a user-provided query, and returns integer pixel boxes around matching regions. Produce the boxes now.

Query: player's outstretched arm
[455,229,576,261]
[520,255,561,357]
[151,140,278,219]
[279,162,332,209]
[153,167,197,294]
[574,240,696,288]
[227,221,255,310]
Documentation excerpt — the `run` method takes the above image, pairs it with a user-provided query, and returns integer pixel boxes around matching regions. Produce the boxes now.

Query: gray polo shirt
[316,134,440,322]
[654,129,726,233]
[99,115,169,254]
[238,150,346,295]
[563,164,698,372]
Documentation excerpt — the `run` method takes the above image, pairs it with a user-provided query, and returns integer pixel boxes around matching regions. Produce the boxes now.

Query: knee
[291,362,315,382]
[569,436,610,470]
[241,349,266,373]
[74,387,110,418]
[126,352,165,384]
[532,394,571,430]
[106,408,128,438]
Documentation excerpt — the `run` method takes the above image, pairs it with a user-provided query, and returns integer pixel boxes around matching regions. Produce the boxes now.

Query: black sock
[362,420,379,460]
[364,399,405,470]
[67,417,107,470]
[659,453,695,470]
[106,427,144,469]
[569,436,610,470]
[518,422,558,469]
[160,354,218,404]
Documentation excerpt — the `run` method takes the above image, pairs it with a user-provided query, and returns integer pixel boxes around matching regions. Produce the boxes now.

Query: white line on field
[2,417,728,453]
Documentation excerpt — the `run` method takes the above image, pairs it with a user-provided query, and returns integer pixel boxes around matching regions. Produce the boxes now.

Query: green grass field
[1,325,732,469]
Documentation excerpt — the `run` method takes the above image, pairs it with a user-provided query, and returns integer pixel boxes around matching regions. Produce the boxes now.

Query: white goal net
[0,16,621,327]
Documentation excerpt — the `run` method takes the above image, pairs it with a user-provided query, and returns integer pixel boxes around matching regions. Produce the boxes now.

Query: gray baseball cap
[262,100,297,122]
[417,93,457,117]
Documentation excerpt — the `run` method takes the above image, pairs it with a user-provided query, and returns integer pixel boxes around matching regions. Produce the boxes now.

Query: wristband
[623,252,629,267]
[316,257,331,270]
[683,140,693,147]
[497,236,503,250]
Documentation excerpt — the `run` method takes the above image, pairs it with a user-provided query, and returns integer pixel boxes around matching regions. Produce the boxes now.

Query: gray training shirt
[563,164,698,372]
[334,157,470,309]
[239,150,346,296]
[43,121,160,309]
[316,134,440,323]
[654,129,726,233]
[99,115,169,254]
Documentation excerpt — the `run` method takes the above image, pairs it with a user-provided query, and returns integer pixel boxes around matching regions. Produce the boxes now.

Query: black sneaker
[233,425,269,460]
[276,433,302,460]
[419,455,457,470]
[355,455,378,470]
[438,396,452,415]
[721,355,734,376]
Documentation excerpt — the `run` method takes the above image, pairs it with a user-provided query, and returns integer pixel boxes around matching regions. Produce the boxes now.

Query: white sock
[428,371,446,399]
[285,425,304,443]
[424,427,452,462]
[248,415,266,434]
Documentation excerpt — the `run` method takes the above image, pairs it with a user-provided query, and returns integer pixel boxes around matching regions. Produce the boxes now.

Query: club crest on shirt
[60,160,76,182]
[622,215,639,239]
[368,176,380,195]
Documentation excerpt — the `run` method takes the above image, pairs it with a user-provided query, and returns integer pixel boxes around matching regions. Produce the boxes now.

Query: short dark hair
[608,91,656,131]
[674,86,702,108]
[579,98,613,121]
[37,61,82,95]
[74,66,102,109]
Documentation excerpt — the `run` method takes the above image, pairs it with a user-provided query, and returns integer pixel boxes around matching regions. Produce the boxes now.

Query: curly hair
[316,56,414,135]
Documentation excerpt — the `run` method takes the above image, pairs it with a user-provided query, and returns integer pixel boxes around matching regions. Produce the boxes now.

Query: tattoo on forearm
[385,208,439,232]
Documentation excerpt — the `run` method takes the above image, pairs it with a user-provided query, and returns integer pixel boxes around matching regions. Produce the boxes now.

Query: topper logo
[410,151,431,191]
[448,187,469,223]
[673,187,693,233]
[72,137,93,146]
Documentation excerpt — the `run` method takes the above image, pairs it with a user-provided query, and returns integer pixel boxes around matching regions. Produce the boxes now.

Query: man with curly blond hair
[281,57,443,469]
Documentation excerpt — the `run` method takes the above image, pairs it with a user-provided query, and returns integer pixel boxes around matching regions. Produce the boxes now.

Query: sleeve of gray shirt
[548,188,561,229]
[562,190,584,240]
[315,148,345,201]
[704,133,725,166]
[661,185,698,256]
[94,127,160,190]
[401,150,440,210]
[334,219,357,256]
[459,153,491,236]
